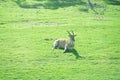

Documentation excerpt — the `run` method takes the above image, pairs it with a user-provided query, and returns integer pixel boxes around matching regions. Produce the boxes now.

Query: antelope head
[67,31,76,41]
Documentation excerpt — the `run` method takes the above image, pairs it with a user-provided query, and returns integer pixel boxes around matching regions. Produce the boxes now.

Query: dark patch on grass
[13,0,86,9]
[115,51,120,53]
[91,62,99,65]
[104,0,120,5]
[44,38,53,41]
[109,57,120,60]
[0,22,6,25]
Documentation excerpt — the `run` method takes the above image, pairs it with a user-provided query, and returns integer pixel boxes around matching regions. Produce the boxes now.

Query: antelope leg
[63,45,67,53]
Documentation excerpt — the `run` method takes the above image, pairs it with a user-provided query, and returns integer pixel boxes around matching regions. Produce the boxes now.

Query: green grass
[0,0,120,80]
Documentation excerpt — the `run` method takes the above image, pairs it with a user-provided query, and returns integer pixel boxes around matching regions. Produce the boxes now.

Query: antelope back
[56,39,68,49]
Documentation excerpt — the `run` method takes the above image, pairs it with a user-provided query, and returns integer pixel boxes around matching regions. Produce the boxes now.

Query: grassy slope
[0,1,120,80]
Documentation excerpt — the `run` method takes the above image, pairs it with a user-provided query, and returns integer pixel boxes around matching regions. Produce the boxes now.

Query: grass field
[0,0,120,80]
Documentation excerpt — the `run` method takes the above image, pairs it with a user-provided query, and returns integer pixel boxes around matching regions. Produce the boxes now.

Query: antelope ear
[71,31,74,35]
[67,31,71,35]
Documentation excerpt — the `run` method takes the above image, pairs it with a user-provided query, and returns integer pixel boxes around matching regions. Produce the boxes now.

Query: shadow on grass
[65,49,82,59]
[13,0,44,9]
[104,0,120,5]
[13,0,86,9]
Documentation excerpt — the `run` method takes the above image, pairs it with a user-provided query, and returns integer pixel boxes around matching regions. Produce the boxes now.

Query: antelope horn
[67,31,71,35]
[71,31,74,35]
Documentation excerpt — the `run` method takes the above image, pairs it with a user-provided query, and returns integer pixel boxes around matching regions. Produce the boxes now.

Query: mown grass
[0,0,120,80]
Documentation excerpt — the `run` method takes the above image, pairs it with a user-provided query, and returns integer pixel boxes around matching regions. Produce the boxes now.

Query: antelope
[52,31,76,53]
